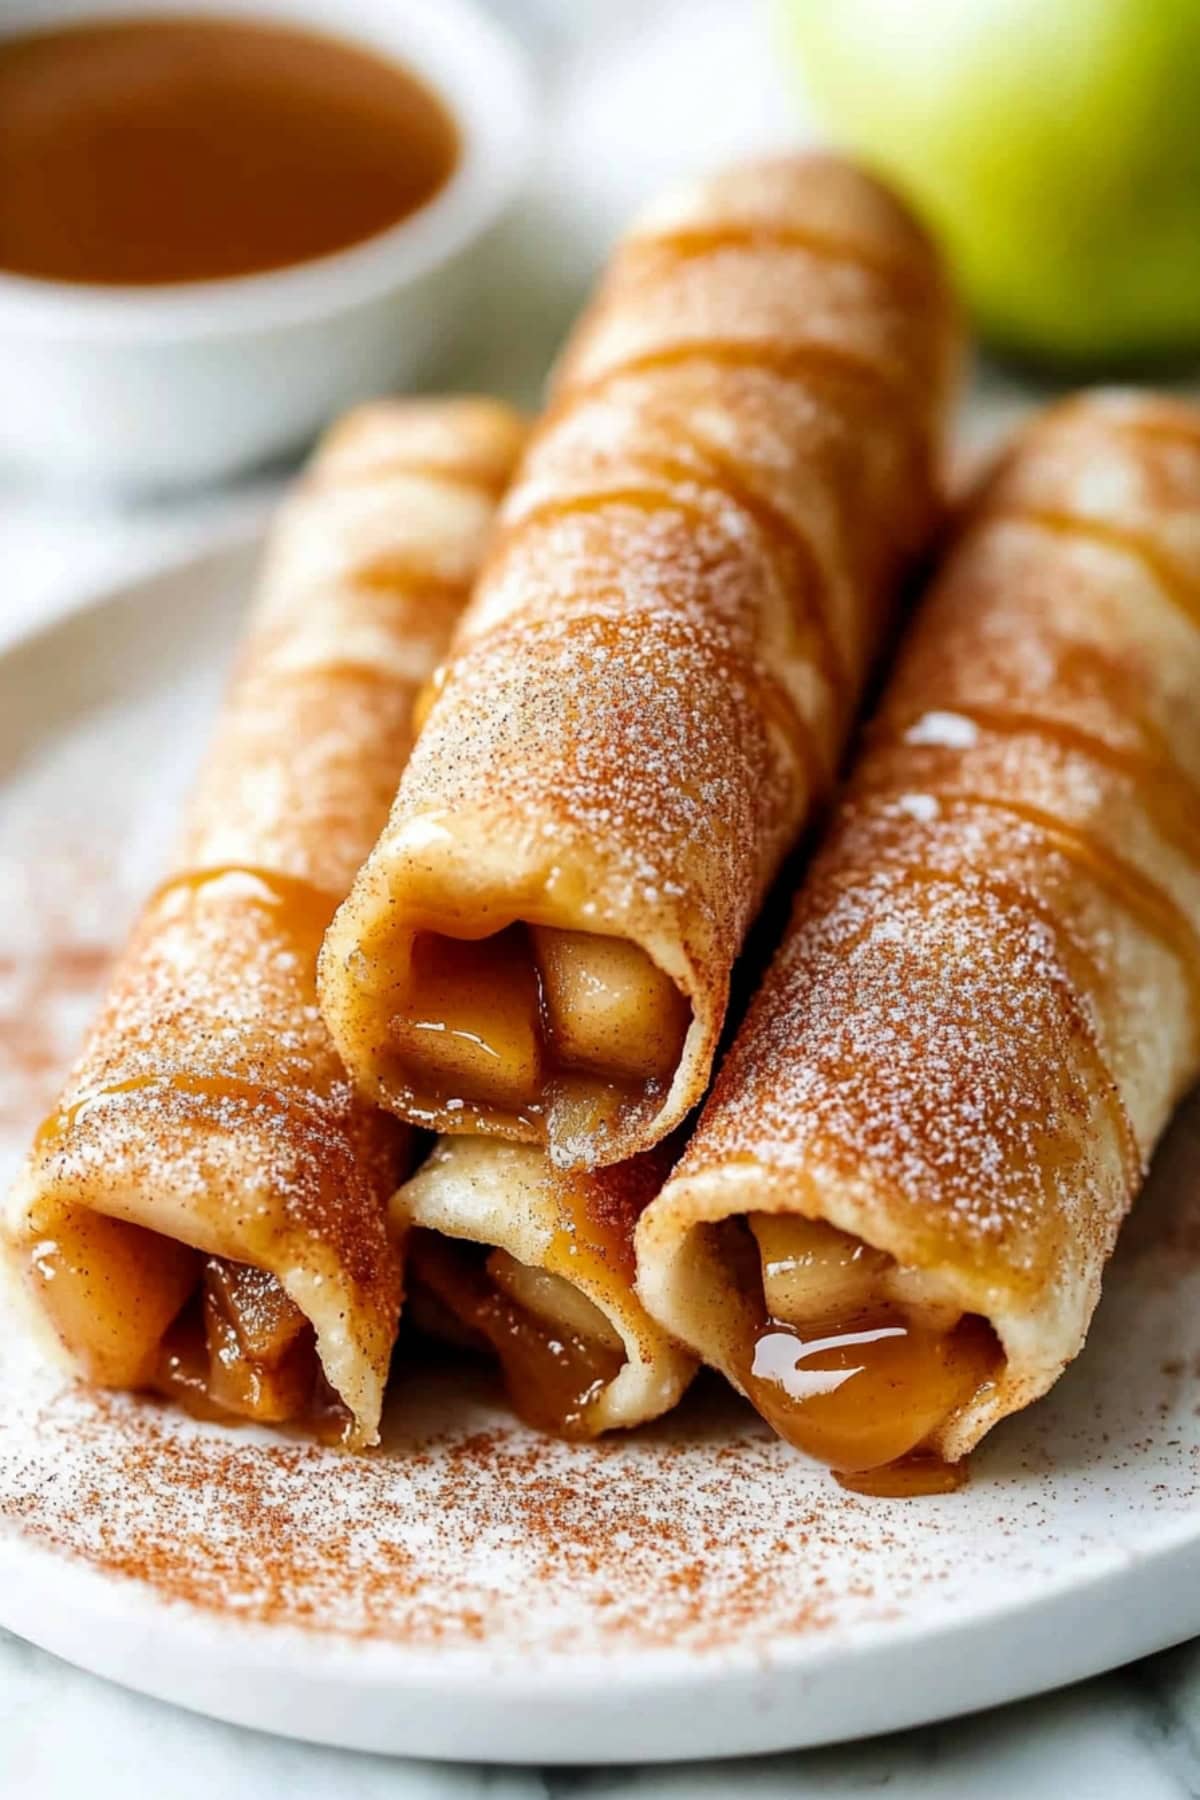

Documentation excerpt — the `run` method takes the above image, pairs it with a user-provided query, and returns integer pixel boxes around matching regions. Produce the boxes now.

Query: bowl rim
[0,0,536,340]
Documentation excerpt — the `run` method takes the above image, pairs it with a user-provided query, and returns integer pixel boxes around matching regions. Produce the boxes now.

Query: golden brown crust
[5,397,525,1444]
[637,389,1200,1460]
[321,155,962,1168]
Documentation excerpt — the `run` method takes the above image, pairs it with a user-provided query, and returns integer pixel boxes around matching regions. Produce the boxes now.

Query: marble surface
[3,1,1200,1793]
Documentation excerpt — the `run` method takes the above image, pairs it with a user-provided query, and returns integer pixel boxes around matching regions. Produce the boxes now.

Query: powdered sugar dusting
[904,711,979,750]
[3,495,1200,1691]
[689,839,1122,1273]
[4,401,524,1441]
[326,156,958,1164]
[401,601,800,945]
[666,393,1200,1409]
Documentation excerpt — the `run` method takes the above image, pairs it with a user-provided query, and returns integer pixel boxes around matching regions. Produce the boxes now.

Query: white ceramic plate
[1,534,1199,1765]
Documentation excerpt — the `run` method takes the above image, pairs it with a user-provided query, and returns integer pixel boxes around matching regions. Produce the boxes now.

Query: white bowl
[0,0,535,489]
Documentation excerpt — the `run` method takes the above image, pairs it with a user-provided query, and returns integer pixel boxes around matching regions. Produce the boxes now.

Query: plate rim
[4,1495,1200,1762]
[0,515,270,664]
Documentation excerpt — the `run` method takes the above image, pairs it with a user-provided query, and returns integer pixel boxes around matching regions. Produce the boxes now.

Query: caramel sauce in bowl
[0,17,460,288]
[0,0,532,487]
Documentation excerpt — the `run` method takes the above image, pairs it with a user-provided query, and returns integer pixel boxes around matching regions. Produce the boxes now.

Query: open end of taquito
[10,1202,369,1446]
[394,1136,694,1436]
[5,876,405,1449]
[323,828,699,1171]
[637,1170,1007,1496]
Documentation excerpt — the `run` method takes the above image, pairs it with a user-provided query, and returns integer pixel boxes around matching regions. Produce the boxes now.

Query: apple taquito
[636,390,1200,1493]
[396,1139,693,1436]
[4,397,524,1447]
[320,153,962,1170]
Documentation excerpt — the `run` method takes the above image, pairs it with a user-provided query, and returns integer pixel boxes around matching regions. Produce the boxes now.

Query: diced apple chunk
[392,928,542,1109]
[487,1247,624,1352]
[28,1207,199,1387]
[883,1262,963,1333]
[748,1214,888,1332]
[203,1274,315,1422]
[531,927,689,1082]
[205,1258,307,1364]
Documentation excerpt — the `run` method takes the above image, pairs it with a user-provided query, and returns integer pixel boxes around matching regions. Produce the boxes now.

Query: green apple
[779,0,1200,365]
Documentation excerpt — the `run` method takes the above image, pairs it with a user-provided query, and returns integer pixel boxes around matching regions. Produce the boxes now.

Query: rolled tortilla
[395,1137,693,1436]
[636,390,1200,1491]
[320,154,962,1170]
[4,397,524,1447]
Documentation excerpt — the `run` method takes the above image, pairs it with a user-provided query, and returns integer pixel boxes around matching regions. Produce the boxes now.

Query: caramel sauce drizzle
[497,283,935,780]
[629,221,939,303]
[350,557,472,605]
[502,479,724,542]
[34,1071,335,1154]
[479,232,938,820]
[499,449,848,711]
[269,658,427,692]
[928,790,1200,1041]
[981,505,1200,631]
[568,337,916,423]
[874,701,1200,869]
[149,864,339,943]
[35,866,341,1154]
[324,456,513,500]
[547,330,936,592]
[647,406,923,702]
[642,442,849,703]
[1097,409,1200,458]
[830,845,1143,1184]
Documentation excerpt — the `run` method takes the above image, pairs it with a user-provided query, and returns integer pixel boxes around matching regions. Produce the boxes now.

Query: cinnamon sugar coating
[637,391,1200,1461]
[321,154,962,1168]
[4,398,525,1445]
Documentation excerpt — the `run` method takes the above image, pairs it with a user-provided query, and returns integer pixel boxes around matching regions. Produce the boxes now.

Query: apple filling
[28,1208,199,1388]
[156,1258,345,1434]
[406,1228,626,1439]
[386,924,691,1142]
[736,1214,1000,1491]
[27,1217,344,1437]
